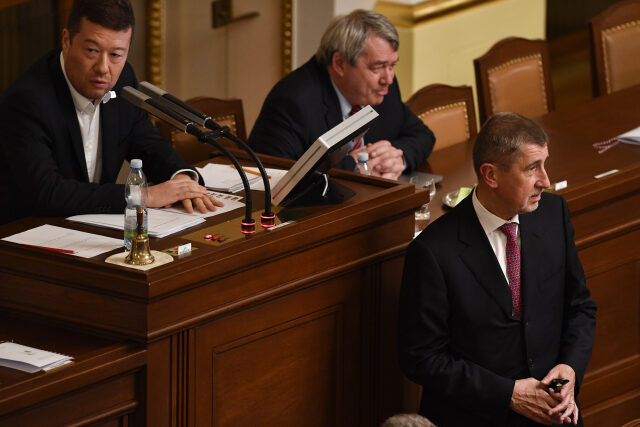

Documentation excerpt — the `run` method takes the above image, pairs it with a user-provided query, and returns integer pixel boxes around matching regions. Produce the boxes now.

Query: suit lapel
[100,100,118,183]
[315,61,343,131]
[457,197,515,319]
[50,53,89,181]
[519,211,545,320]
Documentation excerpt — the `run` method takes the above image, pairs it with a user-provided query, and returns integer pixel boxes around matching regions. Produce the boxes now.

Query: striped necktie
[499,222,522,318]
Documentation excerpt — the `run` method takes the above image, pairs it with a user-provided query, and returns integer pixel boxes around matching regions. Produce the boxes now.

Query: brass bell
[125,206,155,265]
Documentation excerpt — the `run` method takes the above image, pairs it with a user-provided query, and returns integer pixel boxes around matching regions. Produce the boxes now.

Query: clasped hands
[147,172,223,213]
[510,364,578,425]
[351,140,404,180]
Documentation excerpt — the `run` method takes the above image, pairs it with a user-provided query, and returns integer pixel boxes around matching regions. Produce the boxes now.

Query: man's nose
[538,166,551,188]
[94,54,108,74]
[381,66,394,85]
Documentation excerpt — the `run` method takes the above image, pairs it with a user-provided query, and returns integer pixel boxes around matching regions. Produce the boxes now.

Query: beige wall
[161,0,281,133]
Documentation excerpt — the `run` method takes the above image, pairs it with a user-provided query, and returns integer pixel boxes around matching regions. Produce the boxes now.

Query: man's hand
[542,364,578,425]
[147,173,223,213]
[510,378,565,425]
[351,140,404,180]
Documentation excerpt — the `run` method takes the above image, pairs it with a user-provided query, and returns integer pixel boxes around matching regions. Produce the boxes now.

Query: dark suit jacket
[398,192,596,427]
[248,56,435,172]
[0,50,192,224]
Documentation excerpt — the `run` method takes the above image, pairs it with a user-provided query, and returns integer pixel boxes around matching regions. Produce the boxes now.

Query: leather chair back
[589,0,640,96]
[157,97,246,165]
[474,37,554,124]
[406,84,477,152]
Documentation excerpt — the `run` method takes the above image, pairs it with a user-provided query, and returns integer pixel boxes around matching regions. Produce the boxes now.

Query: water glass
[410,175,436,222]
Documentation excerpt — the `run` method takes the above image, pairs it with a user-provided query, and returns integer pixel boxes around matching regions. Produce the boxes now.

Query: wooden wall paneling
[146,339,173,427]
[369,254,421,424]
[193,270,361,426]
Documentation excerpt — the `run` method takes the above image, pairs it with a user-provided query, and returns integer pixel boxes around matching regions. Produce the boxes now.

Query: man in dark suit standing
[248,9,434,180]
[0,0,222,224]
[398,113,597,426]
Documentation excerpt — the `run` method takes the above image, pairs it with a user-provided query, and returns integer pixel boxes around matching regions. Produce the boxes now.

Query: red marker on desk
[25,245,76,254]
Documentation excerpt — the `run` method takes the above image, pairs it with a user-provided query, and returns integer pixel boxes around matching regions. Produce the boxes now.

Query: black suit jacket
[398,192,596,427]
[0,50,192,224]
[248,56,435,172]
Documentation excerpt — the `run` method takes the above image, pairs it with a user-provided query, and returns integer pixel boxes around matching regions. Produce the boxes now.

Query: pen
[25,244,76,254]
[230,165,271,179]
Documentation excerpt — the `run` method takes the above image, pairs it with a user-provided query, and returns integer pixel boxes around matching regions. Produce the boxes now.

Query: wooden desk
[0,310,146,426]
[0,169,425,426]
[421,84,640,425]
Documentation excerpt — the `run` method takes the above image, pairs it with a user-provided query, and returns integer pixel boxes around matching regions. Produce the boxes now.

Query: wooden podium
[0,166,427,426]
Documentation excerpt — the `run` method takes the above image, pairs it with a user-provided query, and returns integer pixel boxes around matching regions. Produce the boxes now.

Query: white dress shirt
[471,188,520,283]
[60,52,115,183]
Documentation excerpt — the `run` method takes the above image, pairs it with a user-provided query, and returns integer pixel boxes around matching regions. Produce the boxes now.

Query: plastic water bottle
[124,159,148,250]
[356,152,371,176]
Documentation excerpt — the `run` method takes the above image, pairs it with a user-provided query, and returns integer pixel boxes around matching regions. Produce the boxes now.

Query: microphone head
[139,81,168,97]
[121,86,150,108]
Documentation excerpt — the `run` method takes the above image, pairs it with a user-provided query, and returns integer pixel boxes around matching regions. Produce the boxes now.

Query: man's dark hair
[67,0,135,42]
[472,112,548,176]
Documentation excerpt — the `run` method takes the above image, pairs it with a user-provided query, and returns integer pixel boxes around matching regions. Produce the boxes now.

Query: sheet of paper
[196,163,261,192]
[161,191,245,218]
[1,224,123,258]
[68,209,205,238]
[243,167,288,191]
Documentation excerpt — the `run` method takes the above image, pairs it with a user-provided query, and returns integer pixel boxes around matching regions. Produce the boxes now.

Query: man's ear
[479,163,499,189]
[61,28,70,54]
[330,51,347,77]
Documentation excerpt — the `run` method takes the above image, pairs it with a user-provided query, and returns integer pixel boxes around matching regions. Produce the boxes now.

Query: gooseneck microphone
[138,81,274,228]
[122,86,256,233]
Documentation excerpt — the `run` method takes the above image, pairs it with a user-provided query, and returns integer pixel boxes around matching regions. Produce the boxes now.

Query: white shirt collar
[472,186,519,234]
[59,51,116,113]
[329,77,356,119]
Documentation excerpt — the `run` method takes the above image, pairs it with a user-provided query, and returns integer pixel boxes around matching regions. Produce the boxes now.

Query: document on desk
[68,209,204,238]
[161,190,245,218]
[68,190,245,236]
[1,224,123,257]
[197,163,262,193]
[243,167,288,191]
[0,341,73,373]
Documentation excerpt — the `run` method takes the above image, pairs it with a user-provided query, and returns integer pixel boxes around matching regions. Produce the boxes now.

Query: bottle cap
[130,159,142,169]
[357,152,369,162]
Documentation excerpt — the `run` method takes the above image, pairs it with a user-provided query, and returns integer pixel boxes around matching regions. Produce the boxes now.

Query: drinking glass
[410,175,436,223]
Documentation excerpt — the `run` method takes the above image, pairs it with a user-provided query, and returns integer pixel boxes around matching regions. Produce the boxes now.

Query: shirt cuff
[171,168,198,181]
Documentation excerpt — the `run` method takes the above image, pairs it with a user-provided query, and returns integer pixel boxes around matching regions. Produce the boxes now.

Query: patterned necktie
[349,105,363,151]
[499,222,522,318]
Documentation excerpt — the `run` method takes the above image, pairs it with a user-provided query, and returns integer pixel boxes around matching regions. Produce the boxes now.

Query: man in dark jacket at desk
[0,0,221,224]
[399,113,596,426]
[249,9,434,180]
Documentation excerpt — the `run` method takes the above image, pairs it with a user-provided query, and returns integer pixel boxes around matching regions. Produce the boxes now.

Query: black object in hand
[549,378,569,392]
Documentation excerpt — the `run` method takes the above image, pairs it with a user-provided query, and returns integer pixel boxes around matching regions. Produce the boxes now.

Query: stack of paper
[243,167,288,191]
[0,342,73,373]
[68,208,205,238]
[2,224,123,258]
[197,163,261,193]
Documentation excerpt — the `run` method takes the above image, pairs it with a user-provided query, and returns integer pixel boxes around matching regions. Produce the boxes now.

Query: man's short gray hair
[472,112,548,176]
[381,413,436,427]
[316,9,398,67]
